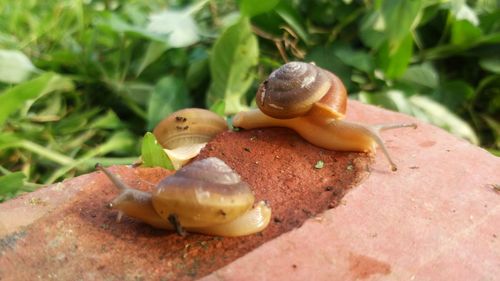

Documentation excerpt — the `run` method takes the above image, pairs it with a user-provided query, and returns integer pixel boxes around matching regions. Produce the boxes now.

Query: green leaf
[94,131,136,156]
[360,11,387,50]
[239,0,280,17]
[207,17,258,114]
[357,91,396,111]
[53,108,100,135]
[306,45,352,89]
[146,8,200,48]
[0,73,74,127]
[358,89,414,115]
[0,172,26,200]
[450,1,479,26]
[186,49,209,90]
[90,110,124,129]
[147,76,191,130]
[400,63,439,89]
[360,91,479,144]
[274,1,310,44]
[409,95,479,144]
[0,49,36,84]
[487,149,500,156]
[384,89,415,115]
[333,46,374,73]
[45,131,136,184]
[31,92,63,121]
[209,99,226,117]
[0,132,74,166]
[380,0,421,49]
[141,132,174,170]
[451,20,483,45]
[479,9,500,32]
[0,133,21,151]
[482,115,500,148]
[377,33,413,79]
[435,80,474,112]
[97,13,167,43]
[136,41,170,76]
[479,56,500,74]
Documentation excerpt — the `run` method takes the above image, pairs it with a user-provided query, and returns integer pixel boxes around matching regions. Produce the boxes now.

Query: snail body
[96,157,271,237]
[233,62,417,171]
[153,108,227,169]
[233,108,375,151]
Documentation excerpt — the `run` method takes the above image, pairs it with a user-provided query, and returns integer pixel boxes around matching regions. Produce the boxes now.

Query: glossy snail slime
[96,157,271,237]
[233,61,417,171]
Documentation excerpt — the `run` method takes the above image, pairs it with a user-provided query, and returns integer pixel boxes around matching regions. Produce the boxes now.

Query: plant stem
[20,140,75,166]
[187,0,210,15]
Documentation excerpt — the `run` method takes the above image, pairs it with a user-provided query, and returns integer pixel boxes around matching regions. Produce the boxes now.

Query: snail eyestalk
[96,163,167,229]
[95,158,272,237]
[353,123,418,171]
[232,61,419,171]
[96,163,132,191]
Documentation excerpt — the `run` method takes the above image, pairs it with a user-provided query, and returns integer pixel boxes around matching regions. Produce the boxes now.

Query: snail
[153,108,227,169]
[233,62,417,171]
[96,157,271,237]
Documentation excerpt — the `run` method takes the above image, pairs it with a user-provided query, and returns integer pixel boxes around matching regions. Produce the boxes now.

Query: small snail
[96,157,271,237]
[153,108,227,169]
[233,62,417,171]
[257,61,347,120]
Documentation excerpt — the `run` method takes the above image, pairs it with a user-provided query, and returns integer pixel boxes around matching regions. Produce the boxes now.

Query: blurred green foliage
[0,0,499,201]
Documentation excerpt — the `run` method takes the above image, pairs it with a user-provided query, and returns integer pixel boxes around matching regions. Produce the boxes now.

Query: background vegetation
[1,0,499,201]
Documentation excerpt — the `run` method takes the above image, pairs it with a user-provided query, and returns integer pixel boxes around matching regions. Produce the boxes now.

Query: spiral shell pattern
[153,157,254,228]
[256,61,347,119]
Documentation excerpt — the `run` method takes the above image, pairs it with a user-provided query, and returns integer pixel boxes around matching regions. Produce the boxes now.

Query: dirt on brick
[348,253,391,279]
[0,128,372,281]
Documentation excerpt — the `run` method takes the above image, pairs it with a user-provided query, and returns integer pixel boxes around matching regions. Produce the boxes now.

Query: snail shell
[232,62,418,171]
[153,108,227,169]
[153,157,255,228]
[256,61,347,120]
[97,157,271,236]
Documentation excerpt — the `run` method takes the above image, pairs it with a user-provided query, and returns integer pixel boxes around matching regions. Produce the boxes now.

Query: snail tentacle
[233,61,417,171]
[97,164,170,228]
[326,122,418,171]
[370,123,417,171]
[97,158,271,237]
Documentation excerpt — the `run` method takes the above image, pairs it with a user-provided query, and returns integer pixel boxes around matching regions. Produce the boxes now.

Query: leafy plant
[141,132,174,169]
[0,0,498,201]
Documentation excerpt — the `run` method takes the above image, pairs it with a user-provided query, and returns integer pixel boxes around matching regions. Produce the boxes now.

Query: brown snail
[233,62,417,171]
[256,61,347,120]
[153,108,227,169]
[96,157,271,237]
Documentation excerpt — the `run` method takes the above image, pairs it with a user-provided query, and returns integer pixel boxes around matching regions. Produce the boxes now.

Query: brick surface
[202,101,500,281]
[1,101,499,281]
